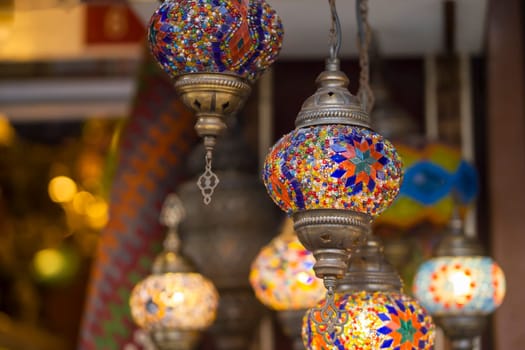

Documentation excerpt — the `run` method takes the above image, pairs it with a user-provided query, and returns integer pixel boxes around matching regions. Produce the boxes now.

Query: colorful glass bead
[302,291,435,350]
[413,257,506,315]
[250,229,325,310]
[148,0,283,81]
[262,125,403,217]
[130,272,219,330]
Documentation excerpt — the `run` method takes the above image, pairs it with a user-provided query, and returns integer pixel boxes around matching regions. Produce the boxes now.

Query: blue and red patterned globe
[302,291,435,349]
[263,125,403,217]
[148,0,283,81]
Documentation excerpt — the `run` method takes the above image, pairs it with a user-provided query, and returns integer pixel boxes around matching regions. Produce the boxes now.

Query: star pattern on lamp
[330,134,389,194]
[376,300,430,349]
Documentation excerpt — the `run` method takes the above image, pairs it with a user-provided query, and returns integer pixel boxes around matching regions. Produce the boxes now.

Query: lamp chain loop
[312,277,348,344]
[357,0,374,113]
[197,150,220,205]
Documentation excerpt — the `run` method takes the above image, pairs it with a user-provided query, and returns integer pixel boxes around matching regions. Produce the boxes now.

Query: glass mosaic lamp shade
[130,272,219,332]
[262,57,403,293]
[302,235,435,349]
[303,291,435,350]
[148,0,283,81]
[377,143,479,230]
[129,195,219,350]
[250,219,325,311]
[413,257,505,316]
[148,0,284,201]
[412,215,506,350]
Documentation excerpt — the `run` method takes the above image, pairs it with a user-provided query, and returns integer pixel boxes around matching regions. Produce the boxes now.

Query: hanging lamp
[250,218,325,349]
[148,0,283,204]
[262,0,403,335]
[413,212,506,350]
[303,234,435,348]
[129,194,219,350]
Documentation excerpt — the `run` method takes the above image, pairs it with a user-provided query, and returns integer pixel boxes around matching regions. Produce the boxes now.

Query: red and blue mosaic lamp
[303,235,435,349]
[261,0,403,335]
[148,0,283,204]
[413,214,506,350]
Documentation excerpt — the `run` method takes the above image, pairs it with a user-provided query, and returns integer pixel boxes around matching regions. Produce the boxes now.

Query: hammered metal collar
[295,69,371,129]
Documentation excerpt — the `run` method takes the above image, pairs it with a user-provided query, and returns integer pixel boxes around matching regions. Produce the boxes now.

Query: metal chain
[328,0,342,67]
[197,150,220,205]
[357,0,375,113]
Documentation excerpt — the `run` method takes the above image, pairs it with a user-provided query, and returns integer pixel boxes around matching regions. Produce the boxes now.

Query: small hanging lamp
[129,194,219,350]
[303,234,435,348]
[262,0,402,335]
[413,213,506,350]
[148,0,283,204]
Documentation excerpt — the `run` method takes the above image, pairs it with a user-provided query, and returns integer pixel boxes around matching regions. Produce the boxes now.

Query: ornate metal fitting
[295,69,371,129]
[337,234,403,293]
[310,276,348,344]
[150,329,201,350]
[433,314,487,350]
[174,72,251,204]
[293,209,371,279]
[152,194,195,274]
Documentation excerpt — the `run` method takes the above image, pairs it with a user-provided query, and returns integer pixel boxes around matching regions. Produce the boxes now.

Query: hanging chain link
[311,278,348,344]
[197,150,220,205]
[357,0,375,113]
[328,0,342,64]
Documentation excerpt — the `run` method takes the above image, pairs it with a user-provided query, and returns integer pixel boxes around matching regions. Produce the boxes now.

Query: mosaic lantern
[413,214,506,350]
[302,235,435,349]
[149,0,283,203]
[377,143,479,230]
[262,2,403,335]
[250,218,325,350]
[129,195,219,350]
[250,218,325,311]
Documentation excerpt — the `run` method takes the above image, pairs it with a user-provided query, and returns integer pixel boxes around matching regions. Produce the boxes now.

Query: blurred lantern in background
[250,218,324,349]
[130,194,219,350]
[376,143,478,229]
[413,213,506,350]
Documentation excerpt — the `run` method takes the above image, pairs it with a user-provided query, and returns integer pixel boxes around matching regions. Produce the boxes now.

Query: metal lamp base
[174,73,252,149]
[150,329,201,350]
[292,209,370,279]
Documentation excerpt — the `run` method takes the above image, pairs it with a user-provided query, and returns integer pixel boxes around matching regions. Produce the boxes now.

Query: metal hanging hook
[197,149,220,205]
[356,0,375,113]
